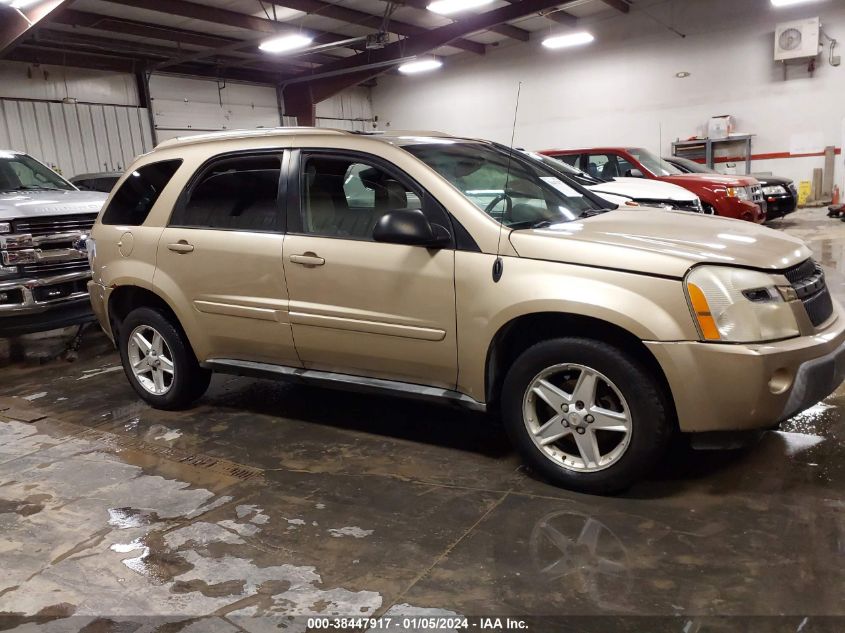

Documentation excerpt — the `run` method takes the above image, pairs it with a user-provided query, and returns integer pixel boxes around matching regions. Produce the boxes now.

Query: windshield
[403,142,606,228]
[627,148,683,177]
[0,152,74,192]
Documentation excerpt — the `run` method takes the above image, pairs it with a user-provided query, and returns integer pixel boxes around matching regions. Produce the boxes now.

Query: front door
[282,150,458,390]
[154,151,300,366]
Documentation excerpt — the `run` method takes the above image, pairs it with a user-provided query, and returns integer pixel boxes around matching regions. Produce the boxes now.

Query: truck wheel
[501,338,672,495]
[118,307,211,410]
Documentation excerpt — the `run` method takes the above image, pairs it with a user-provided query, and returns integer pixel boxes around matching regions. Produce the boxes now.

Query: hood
[752,175,793,187]
[660,173,759,189]
[0,190,107,222]
[589,177,698,202]
[508,209,811,279]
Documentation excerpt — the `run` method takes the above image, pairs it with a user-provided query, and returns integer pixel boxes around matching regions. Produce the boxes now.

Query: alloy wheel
[522,364,632,473]
[127,325,175,396]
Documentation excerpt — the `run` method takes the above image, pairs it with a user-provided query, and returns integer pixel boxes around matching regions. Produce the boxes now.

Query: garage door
[0,98,154,179]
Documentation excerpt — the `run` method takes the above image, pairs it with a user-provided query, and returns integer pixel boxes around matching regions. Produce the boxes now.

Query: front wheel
[501,338,672,495]
[118,307,211,410]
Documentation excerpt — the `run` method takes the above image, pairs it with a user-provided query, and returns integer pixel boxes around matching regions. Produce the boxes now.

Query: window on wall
[301,155,422,240]
[101,160,183,226]
[171,154,283,232]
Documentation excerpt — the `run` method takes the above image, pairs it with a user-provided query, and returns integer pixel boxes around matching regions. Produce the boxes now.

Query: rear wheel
[118,307,210,410]
[501,338,672,495]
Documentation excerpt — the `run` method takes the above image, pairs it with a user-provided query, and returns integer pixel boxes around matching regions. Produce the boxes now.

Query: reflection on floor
[0,208,843,631]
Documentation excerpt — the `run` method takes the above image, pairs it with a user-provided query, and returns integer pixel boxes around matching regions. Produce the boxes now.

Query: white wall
[316,87,374,132]
[372,0,845,189]
[0,61,138,106]
[149,75,281,142]
[0,62,151,176]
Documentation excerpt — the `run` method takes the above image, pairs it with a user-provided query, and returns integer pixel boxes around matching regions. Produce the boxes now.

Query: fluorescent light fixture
[0,0,41,8]
[259,33,313,54]
[771,0,823,6]
[542,31,595,49]
[398,58,443,74]
[427,0,494,15]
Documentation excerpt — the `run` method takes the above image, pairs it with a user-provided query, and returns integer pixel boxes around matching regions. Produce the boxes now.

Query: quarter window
[172,155,283,232]
[301,155,422,240]
[101,160,182,226]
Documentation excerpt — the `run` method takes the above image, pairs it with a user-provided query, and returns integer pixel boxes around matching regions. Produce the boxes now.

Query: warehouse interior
[0,0,843,630]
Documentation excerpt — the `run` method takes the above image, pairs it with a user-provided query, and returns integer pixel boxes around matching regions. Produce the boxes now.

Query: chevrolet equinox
[87,129,844,494]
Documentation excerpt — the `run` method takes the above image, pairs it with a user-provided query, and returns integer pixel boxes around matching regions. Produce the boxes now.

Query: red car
[543,147,766,223]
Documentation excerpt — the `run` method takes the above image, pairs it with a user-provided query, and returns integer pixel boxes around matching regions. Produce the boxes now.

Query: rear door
[281,149,459,389]
[153,150,300,366]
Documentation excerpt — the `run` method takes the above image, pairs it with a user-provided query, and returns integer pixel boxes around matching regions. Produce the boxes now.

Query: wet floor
[0,208,844,632]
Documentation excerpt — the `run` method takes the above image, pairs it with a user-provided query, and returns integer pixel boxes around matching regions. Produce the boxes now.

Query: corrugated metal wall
[0,98,153,178]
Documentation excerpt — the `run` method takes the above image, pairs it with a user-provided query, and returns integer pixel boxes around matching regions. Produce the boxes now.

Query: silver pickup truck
[0,151,107,336]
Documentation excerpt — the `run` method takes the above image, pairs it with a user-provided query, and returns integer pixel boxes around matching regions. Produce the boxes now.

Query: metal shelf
[671,135,754,175]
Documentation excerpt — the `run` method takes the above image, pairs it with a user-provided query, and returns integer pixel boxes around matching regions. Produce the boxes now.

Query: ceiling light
[0,0,42,8]
[427,0,495,16]
[258,33,313,54]
[542,31,595,49]
[398,58,443,74]
[676,71,691,78]
[771,0,823,6]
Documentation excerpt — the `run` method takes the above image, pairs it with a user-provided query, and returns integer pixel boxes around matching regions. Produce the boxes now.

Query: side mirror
[373,209,451,248]
[627,168,644,178]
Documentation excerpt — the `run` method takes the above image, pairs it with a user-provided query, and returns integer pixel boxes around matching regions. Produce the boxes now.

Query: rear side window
[101,160,182,226]
[171,154,283,232]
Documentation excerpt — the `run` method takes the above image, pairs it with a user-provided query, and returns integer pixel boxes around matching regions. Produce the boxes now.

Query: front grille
[750,185,764,204]
[13,214,96,237]
[785,260,834,327]
[21,260,90,276]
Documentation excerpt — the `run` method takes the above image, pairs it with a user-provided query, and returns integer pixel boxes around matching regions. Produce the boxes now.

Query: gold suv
[87,128,844,494]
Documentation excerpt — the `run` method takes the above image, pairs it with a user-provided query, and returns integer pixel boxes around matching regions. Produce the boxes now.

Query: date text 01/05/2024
[305,617,529,630]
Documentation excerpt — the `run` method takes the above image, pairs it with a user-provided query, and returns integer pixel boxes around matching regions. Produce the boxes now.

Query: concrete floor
[1,208,844,632]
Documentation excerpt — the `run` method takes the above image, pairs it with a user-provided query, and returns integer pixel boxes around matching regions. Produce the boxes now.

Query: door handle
[290,253,325,267]
[168,241,194,254]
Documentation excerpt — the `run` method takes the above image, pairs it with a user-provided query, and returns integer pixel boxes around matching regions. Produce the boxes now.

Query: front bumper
[646,307,845,432]
[0,271,94,336]
[719,198,766,223]
[765,193,798,220]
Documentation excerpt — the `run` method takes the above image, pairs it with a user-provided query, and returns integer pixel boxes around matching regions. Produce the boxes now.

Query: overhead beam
[301,0,574,103]
[265,0,487,53]
[0,0,71,56]
[601,0,630,13]
[397,0,530,41]
[30,30,308,76]
[101,0,370,52]
[503,0,578,27]
[51,9,342,67]
[7,45,289,85]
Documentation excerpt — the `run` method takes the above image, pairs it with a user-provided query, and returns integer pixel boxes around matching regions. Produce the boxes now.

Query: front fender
[454,252,698,402]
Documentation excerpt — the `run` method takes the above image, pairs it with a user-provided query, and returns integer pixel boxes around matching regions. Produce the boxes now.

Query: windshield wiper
[580,209,612,218]
[14,185,65,192]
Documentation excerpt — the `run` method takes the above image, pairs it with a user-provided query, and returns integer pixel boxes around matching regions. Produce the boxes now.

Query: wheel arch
[108,285,183,341]
[485,312,677,425]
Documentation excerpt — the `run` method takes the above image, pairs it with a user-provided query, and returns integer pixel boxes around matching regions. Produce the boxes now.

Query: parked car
[664,156,798,221]
[69,171,122,194]
[88,129,841,494]
[525,150,704,213]
[0,150,107,336]
[544,147,766,223]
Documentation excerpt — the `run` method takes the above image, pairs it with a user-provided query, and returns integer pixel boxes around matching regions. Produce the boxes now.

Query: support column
[281,85,316,127]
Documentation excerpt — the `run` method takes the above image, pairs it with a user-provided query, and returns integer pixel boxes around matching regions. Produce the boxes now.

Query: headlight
[725,186,751,201]
[692,198,703,212]
[762,185,785,196]
[0,223,10,234]
[685,266,800,343]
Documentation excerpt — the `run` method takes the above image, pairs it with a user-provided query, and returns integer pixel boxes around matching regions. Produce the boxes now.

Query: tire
[702,203,716,216]
[118,307,211,410]
[501,338,672,495]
